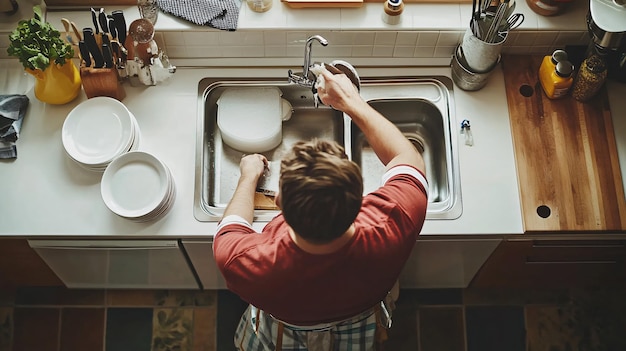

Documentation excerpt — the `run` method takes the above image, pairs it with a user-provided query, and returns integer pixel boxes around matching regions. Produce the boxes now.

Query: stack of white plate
[101,151,176,222]
[62,97,140,171]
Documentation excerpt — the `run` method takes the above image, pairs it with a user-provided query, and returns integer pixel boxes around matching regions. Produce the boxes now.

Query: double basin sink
[194,76,462,222]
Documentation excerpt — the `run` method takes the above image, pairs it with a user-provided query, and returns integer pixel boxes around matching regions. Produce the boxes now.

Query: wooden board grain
[502,55,626,232]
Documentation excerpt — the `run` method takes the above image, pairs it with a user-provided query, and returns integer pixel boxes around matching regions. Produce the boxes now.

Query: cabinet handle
[526,259,617,265]
[532,241,624,249]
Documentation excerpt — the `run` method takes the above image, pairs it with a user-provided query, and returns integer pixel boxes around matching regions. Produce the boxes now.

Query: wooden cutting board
[503,55,626,232]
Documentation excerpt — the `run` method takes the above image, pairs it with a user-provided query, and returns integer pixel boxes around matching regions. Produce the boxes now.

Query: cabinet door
[470,239,626,288]
[0,239,62,288]
[181,240,226,289]
[399,239,501,288]
[28,240,199,289]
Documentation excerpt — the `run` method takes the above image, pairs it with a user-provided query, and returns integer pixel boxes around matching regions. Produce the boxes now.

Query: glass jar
[572,54,607,102]
[138,0,159,24]
[247,0,273,13]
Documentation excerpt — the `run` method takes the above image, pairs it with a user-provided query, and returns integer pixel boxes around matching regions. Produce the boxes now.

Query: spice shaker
[382,0,404,25]
[572,54,607,102]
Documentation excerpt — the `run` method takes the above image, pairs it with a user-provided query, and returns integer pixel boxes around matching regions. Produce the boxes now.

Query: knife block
[80,66,126,101]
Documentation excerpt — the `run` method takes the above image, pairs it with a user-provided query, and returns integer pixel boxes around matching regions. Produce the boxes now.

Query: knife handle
[83,28,104,68]
[90,7,99,34]
[102,43,114,68]
[111,10,127,50]
[78,40,91,67]
[108,16,117,39]
[98,8,109,33]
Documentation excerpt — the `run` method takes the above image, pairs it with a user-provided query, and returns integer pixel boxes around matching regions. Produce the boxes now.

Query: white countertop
[0,58,532,238]
[3,56,625,239]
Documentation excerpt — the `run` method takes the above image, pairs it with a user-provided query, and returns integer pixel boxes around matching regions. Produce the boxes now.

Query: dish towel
[0,95,29,159]
[156,0,242,31]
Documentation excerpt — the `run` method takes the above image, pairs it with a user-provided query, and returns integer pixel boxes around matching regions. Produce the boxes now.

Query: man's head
[278,139,363,244]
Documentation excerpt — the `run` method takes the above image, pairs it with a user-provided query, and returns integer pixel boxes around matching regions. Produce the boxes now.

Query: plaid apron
[233,286,397,351]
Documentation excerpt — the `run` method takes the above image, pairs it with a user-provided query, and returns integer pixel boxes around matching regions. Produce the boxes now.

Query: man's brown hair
[279,139,363,244]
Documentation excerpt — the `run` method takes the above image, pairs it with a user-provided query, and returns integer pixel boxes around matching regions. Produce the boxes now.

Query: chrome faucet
[288,35,328,87]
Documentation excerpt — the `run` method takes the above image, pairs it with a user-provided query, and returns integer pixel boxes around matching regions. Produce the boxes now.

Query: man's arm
[317,71,425,174]
[221,154,267,225]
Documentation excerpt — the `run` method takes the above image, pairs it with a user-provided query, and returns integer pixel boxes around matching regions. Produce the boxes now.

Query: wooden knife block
[80,66,126,101]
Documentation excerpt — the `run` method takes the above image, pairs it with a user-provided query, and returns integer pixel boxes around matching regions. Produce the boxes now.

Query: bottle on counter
[539,49,568,85]
[382,0,404,25]
[540,60,574,99]
[247,0,273,12]
[572,53,607,102]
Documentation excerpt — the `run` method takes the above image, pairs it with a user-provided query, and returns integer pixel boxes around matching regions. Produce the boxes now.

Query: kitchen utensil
[70,21,82,42]
[78,40,91,67]
[216,87,283,153]
[500,13,524,32]
[111,10,127,46]
[83,28,104,68]
[102,43,113,68]
[61,18,78,45]
[257,160,281,196]
[108,16,117,39]
[98,8,109,33]
[484,3,505,42]
[90,7,99,34]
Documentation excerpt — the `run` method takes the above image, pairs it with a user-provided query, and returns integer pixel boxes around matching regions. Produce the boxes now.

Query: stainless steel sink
[194,76,462,222]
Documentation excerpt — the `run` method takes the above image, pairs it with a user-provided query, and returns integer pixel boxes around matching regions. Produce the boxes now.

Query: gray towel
[156,0,242,31]
[0,95,29,159]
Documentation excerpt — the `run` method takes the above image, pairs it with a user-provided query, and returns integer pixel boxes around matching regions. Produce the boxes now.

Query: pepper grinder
[382,0,404,25]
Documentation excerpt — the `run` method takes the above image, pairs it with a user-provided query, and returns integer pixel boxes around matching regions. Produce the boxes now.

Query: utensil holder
[461,29,507,73]
[451,45,498,91]
[80,66,126,101]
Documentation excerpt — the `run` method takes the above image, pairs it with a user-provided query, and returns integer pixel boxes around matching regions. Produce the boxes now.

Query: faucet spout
[303,35,328,81]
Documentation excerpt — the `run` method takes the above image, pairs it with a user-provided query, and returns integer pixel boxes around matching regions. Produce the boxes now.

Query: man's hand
[221,154,268,225]
[239,154,268,183]
[316,70,366,115]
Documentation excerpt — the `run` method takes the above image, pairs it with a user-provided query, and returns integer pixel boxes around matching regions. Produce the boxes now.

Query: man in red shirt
[213,69,428,350]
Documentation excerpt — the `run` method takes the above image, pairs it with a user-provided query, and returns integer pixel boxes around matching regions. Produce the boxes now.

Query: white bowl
[217,87,283,153]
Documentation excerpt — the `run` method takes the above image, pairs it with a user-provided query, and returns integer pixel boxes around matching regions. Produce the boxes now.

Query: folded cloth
[156,0,242,31]
[0,95,29,159]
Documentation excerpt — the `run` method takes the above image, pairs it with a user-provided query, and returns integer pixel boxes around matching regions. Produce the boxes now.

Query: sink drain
[407,136,425,154]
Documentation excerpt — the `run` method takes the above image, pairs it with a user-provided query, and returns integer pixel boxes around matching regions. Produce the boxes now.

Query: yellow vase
[25,59,82,105]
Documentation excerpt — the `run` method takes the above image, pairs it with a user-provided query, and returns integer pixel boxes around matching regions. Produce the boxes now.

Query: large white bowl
[217,87,283,153]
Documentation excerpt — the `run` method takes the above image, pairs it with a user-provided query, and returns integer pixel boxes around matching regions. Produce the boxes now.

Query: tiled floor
[1,286,626,351]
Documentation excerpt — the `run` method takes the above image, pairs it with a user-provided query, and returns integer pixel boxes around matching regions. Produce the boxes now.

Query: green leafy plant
[7,5,74,71]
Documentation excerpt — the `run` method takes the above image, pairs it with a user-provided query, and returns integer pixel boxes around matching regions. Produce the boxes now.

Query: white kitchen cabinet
[399,238,502,288]
[28,240,200,289]
[181,240,226,289]
[182,238,501,290]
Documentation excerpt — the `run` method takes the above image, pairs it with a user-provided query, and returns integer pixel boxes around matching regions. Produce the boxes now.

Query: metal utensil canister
[451,45,499,91]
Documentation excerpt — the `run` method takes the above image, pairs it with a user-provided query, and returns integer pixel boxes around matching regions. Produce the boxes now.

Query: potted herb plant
[7,5,81,104]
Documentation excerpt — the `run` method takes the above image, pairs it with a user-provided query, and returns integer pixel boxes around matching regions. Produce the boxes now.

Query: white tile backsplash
[0,1,592,64]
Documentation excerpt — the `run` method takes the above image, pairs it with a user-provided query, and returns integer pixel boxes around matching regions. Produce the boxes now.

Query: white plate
[101,151,170,218]
[62,97,134,165]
